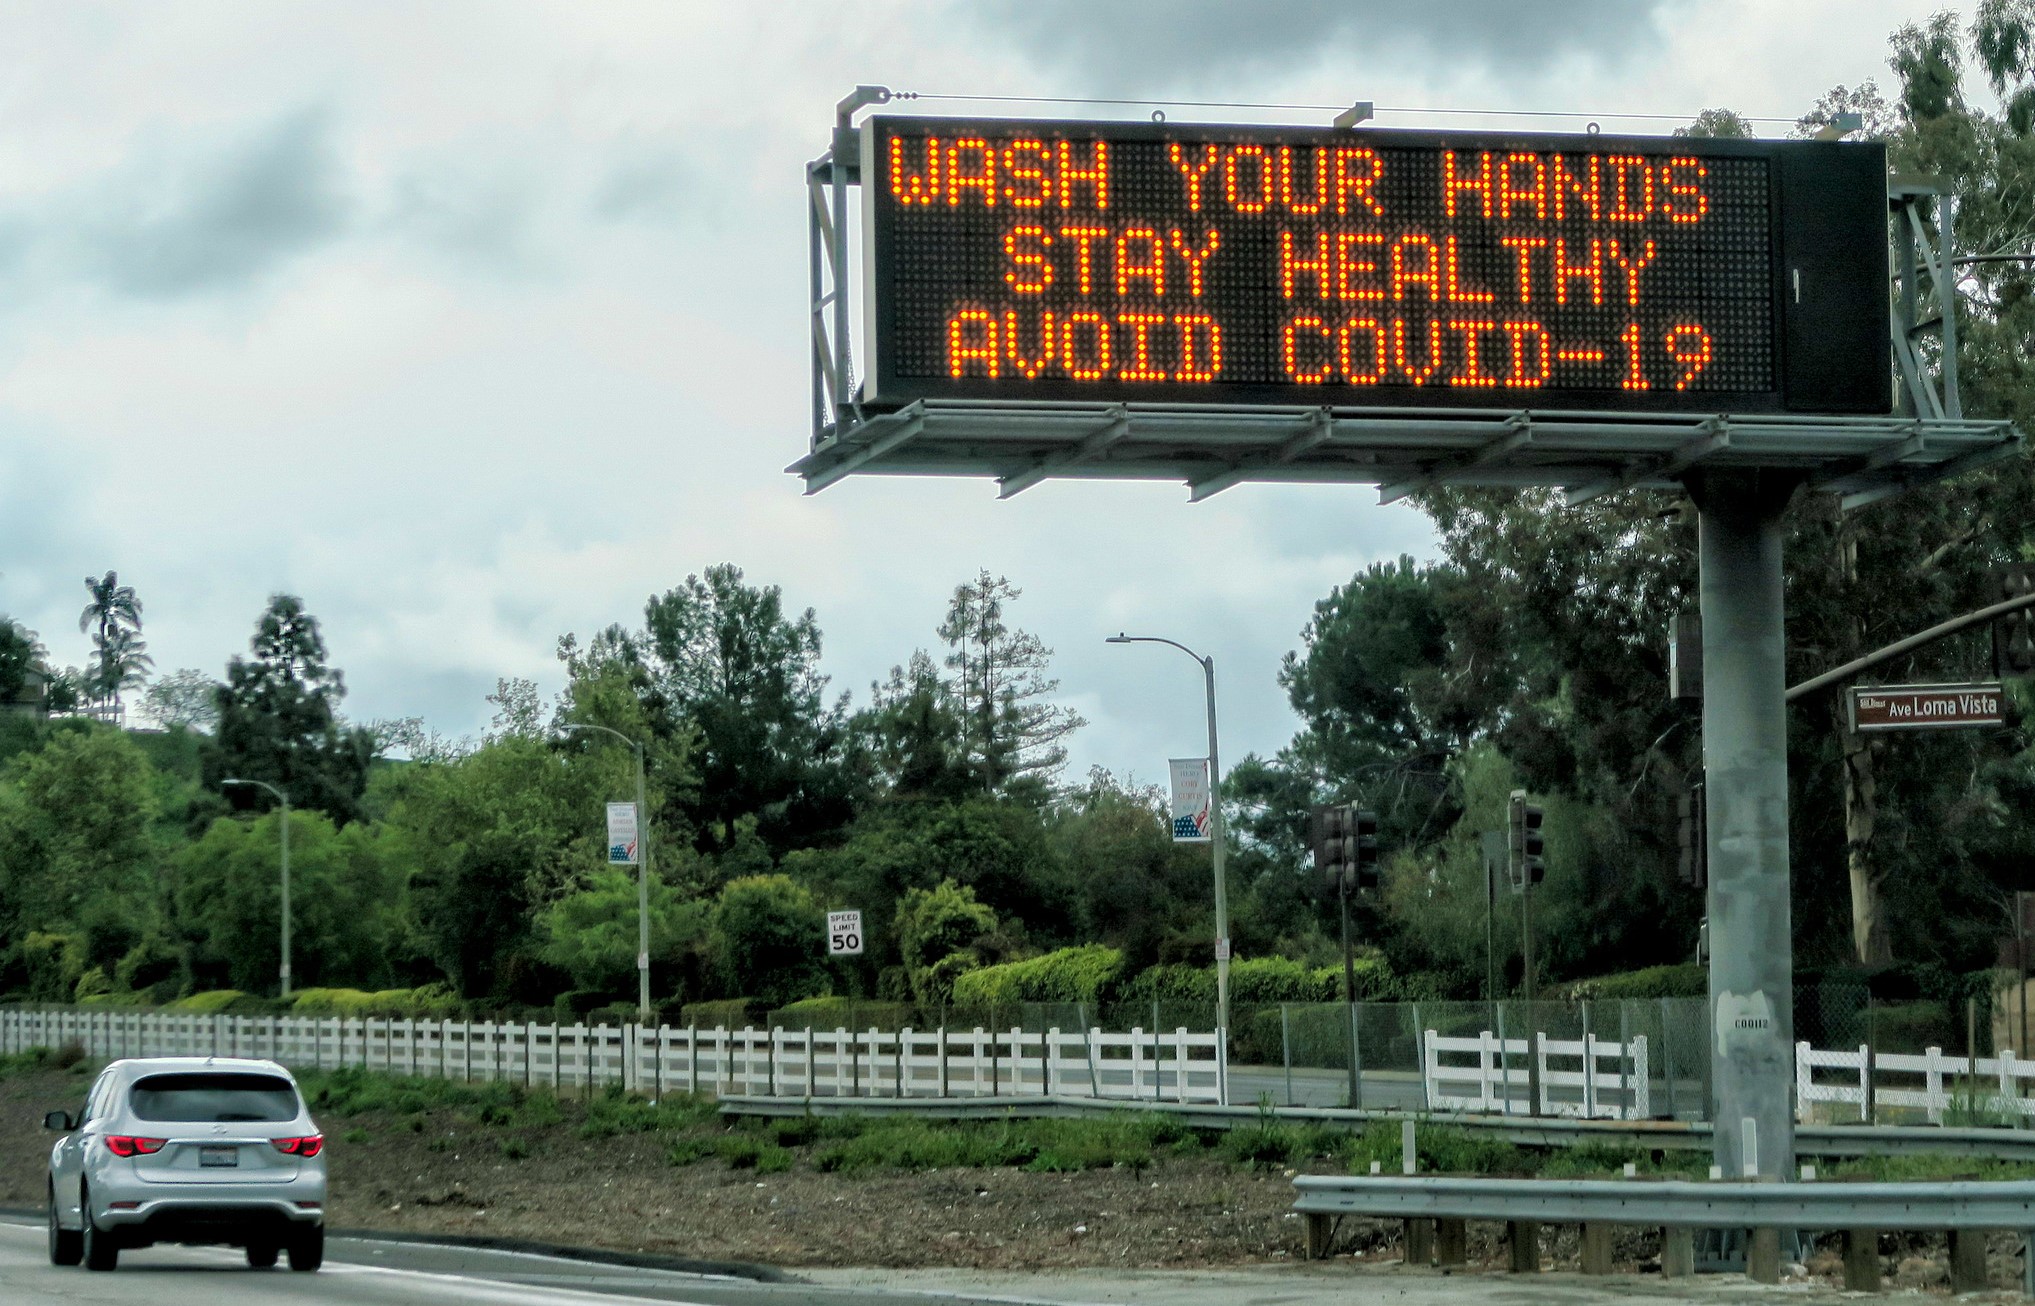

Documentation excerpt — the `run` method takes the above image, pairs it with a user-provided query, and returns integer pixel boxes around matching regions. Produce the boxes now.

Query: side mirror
[43,1111,74,1132]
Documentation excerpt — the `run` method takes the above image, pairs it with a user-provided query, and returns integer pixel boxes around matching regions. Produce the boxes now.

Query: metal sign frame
[801,91,2019,507]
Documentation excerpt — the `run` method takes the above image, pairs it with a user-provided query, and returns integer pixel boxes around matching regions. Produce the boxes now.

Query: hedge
[949,945,1125,1006]
[768,996,916,1031]
[680,998,758,1029]
[287,986,464,1018]
[1554,964,1707,1001]
[1122,955,1395,1005]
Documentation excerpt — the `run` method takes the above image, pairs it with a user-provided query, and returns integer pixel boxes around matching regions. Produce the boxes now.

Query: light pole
[220,778,291,999]
[561,723,652,1021]
[1106,633,1230,1046]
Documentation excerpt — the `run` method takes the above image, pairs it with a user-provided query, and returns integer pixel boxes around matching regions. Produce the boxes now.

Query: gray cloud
[972,0,1681,89]
[592,151,692,226]
[79,111,350,299]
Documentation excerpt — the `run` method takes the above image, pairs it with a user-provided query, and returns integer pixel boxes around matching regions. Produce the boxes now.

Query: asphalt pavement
[0,1216,1885,1306]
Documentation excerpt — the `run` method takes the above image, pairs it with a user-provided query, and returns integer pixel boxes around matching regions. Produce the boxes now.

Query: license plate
[198,1146,238,1168]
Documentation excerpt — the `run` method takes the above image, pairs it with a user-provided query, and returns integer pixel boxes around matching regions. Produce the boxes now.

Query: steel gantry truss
[791,399,2020,511]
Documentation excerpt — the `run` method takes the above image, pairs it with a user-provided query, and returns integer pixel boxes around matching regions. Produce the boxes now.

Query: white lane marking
[0,1219,714,1305]
[325,1259,719,1305]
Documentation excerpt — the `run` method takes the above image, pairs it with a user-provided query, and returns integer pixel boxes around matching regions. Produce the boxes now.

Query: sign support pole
[1691,470,1798,1182]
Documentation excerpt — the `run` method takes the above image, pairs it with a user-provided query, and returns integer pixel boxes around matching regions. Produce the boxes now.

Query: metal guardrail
[1291,1174,2035,1229]
[718,1093,2035,1160]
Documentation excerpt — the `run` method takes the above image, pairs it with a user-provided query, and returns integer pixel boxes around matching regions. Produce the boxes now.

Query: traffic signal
[1677,779,1707,889]
[1352,809,1380,891]
[1997,563,2035,678]
[1508,789,1545,890]
[1313,804,1352,893]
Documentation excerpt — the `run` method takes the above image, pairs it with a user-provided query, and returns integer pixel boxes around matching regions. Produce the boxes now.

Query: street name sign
[826,910,864,957]
[1849,682,2006,732]
[863,118,1888,414]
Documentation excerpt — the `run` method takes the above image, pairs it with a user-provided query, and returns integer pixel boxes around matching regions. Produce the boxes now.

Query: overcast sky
[0,0,1951,785]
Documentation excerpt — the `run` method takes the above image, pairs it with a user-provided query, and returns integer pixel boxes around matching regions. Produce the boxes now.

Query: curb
[0,1206,794,1283]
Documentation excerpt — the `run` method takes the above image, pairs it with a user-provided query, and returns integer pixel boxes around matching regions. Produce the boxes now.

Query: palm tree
[79,571,150,720]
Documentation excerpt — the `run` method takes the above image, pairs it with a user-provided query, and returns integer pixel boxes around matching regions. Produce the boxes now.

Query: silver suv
[45,1057,327,1272]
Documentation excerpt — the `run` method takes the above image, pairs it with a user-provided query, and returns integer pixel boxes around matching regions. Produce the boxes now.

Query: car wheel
[79,1188,117,1272]
[246,1241,278,1268]
[287,1225,323,1272]
[47,1187,82,1266]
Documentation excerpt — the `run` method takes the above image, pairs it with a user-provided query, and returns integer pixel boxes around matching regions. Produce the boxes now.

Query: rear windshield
[128,1073,299,1123]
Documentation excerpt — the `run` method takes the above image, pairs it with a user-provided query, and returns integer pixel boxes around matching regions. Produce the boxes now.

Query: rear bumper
[97,1197,324,1248]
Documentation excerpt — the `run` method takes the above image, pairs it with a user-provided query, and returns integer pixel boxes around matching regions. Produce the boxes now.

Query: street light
[560,723,652,1021]
[1105,633,1231,1048]
[220,778,292,999]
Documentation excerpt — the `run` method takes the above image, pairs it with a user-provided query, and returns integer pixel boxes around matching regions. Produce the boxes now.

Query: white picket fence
[0,1007,1225,1104]
[1796,1042,2035,1123]
[1422,1028,1652,1119]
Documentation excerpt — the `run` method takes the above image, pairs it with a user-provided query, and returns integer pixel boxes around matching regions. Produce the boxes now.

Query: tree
[937,571,1085,796]
[176,811,400,994]
[0,617,48,707]
[206,595,376,825]
[140,668,221,733]
[714,874,827,1006]
[78,571,151,718]
[381,732,643,999]
[641,564,856,853]
[0,730,160,977]
[893,879,998,1004]
[855,652,973,800]
[1675,108,1756,138]
[537,868,709,999]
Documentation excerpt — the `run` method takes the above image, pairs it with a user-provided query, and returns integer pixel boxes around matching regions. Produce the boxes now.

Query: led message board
[860,117,1890,414]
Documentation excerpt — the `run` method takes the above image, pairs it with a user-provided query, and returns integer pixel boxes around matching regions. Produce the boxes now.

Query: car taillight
[272,1135,324,1157]
[103,1136,166,1157]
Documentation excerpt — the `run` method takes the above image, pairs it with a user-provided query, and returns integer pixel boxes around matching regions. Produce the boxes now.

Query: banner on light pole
[1169,757,1211,842]
[606,801,640,865]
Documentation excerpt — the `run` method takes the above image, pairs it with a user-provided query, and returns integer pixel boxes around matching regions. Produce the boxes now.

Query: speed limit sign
[826,909,864,957]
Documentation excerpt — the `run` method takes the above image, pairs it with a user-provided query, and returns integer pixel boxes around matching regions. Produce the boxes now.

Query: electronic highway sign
[860,117,1890,414]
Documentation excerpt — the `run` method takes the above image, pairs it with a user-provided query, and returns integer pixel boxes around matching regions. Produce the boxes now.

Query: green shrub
[950,945,1125,1006]
[763,1115,823,1147]
[1221,1123,1300,1170]
[499,1136,531,1160]
[680,998,758,1029]
[1343,1122,1528,1176]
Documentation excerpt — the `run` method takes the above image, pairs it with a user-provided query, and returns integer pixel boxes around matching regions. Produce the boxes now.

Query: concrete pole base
[1948,1228,1988,1293]
[1747,1227,1781,1284]
[1507,1220,1540,1273]
[1661,1227,1696,1278]
[1841,1229,1880,1292]
[1580,1223,1613,1275]
[1403,1218,1433,1267]
[1435,1218,1468,1268]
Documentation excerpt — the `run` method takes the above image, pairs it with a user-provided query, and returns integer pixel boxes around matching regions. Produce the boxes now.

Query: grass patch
[811,1116,1161,1174]
[0,1043,89,1082]
[576,1084,718,1138]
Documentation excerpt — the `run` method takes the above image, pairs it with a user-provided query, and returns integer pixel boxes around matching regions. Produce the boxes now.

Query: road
[0,1216,1860,1305]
